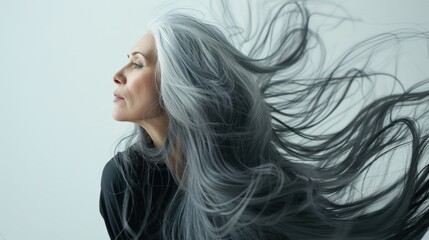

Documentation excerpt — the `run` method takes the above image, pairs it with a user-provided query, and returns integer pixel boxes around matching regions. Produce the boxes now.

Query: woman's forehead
[129,32,157,62]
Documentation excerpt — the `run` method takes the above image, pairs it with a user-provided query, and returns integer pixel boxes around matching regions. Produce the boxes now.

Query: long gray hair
[113,1,429,239]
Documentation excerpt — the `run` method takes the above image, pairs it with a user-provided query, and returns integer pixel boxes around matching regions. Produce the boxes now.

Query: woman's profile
[99,1,429,239]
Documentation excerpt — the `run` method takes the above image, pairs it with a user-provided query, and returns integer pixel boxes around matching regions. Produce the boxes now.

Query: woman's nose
[113,69,126,85]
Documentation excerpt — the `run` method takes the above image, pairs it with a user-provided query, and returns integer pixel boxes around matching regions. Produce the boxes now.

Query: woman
[100,1,429,239]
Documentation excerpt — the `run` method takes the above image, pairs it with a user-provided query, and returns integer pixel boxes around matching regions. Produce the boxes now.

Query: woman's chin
[112,112,127,122]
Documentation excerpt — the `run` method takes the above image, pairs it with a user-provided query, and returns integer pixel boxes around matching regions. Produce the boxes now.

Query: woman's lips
[113,91,125,102]
[113,97,124,102]
[114,91,124,98]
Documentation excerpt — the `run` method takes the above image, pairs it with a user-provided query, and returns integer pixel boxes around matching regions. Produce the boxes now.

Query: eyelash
[132,62,143,68]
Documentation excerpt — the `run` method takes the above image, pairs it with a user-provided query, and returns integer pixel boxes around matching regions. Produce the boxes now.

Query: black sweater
[99,152,178,239]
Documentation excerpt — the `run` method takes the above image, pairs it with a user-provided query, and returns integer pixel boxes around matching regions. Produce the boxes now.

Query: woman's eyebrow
[127,51,148,59]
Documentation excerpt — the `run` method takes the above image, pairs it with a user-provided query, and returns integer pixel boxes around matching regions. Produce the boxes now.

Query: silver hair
[113,1,429,239]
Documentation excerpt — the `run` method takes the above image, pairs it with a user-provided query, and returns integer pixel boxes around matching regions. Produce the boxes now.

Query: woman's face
[112,32,163,123]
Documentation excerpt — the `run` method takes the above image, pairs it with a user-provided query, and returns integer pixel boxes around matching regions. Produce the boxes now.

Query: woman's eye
[132,62,143,68]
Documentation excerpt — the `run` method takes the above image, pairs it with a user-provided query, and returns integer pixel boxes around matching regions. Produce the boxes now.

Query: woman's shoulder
[101,151,176,194]
[100,151,127,194]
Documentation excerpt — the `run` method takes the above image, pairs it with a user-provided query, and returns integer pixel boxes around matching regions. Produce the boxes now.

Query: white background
[0,0,428,239]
